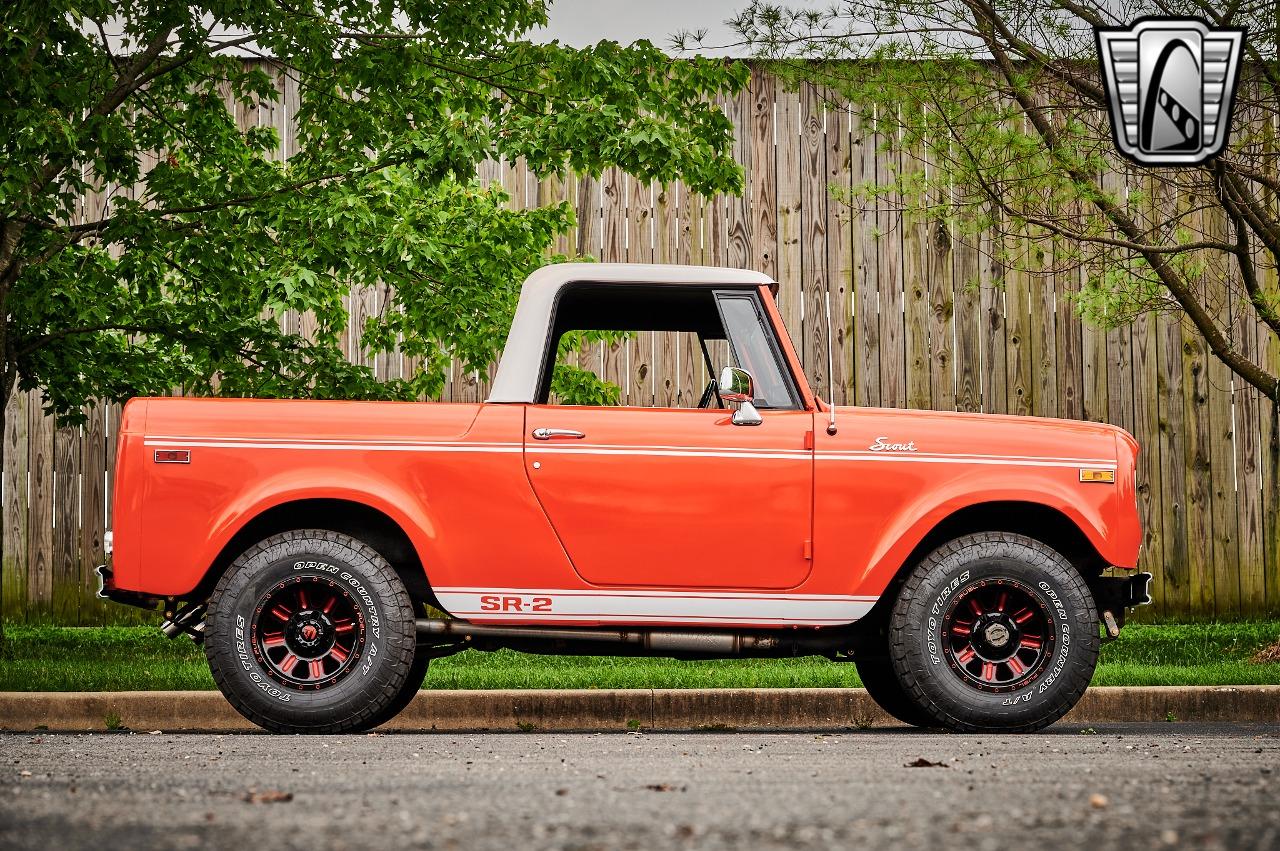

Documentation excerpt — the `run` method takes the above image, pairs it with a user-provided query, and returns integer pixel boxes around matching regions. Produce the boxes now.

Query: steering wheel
[697,379,724,410]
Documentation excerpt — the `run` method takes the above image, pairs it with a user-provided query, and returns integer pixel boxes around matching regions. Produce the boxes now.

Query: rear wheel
[205,530,418,733]
[888,532,1099,732]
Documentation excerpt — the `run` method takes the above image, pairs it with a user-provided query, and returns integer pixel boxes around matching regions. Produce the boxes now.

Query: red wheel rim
[250,576,364,690]
[941,578,1054,693]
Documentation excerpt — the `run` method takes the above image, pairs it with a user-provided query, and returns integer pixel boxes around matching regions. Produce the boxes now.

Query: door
[524,406,814,589]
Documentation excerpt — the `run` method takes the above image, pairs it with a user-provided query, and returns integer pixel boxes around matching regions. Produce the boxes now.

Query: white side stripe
[142,436,1115,469]
[433,588,875,626]
[531,447,810,461]
[145,439,522,453]
[818,454,1116,470]
[435,586,872,602]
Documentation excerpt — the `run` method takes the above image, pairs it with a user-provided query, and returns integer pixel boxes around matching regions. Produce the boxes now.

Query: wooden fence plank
[600,166,628,398]
[3,392,29,621]
[1234,329,1266,618]
[1055,238,1084,421]
[952,200,982,413]
[1029,243,1057,418]
[1132,304,1166,619]
[654,183,678,406]
[725,86,752,271]
[825,98,854,405]
[852,109,881,408]
[627,175,654,406]
[1106,322,1135,434]
[1157,306,1192,617]
[1080,246,1109,424]
[877,108,906,409]
[1182,318,1214,616]
[902,135,931,412]
[926,144,955,413]
[677,184,703,404]
[979,227,1007,413]
[575,172,600,260]
[52,423,82,622]
[1174,192,1212,617]
[1004,232,1033,417]
[26,405,54,612]
[775,86,803,344]
[1260,108,1280,616]
[80,402,109,624]
[1204,208,1242,617]
[1081,319,1109,423]
[800,83,829,395]
[749,67,777,281]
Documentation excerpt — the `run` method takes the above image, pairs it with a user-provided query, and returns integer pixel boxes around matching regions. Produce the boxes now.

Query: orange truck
[98,263,1150,733]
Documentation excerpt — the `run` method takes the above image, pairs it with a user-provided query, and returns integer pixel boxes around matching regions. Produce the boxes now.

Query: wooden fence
[4,65,1278,623]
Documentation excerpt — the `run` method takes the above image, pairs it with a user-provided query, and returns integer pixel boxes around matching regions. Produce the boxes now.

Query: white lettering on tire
[236,614,290,702]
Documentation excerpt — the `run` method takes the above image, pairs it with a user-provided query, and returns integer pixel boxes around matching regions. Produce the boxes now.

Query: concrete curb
[2,686,1277,733]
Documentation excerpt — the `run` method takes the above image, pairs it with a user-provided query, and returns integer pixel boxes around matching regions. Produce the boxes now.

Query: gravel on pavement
[2,723,1277,850]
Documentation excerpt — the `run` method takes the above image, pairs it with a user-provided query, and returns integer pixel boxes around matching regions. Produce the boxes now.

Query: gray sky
[532,0,777,55]
[103,2,815,57]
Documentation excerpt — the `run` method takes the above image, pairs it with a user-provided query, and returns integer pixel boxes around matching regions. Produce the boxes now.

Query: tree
[718,0,1278,400]
[708,0,1279,600]
[1,0,746,643]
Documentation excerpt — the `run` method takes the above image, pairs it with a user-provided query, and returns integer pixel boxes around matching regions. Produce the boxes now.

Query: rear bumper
[95,564,160,611]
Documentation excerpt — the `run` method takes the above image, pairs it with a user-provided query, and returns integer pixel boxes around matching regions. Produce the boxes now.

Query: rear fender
[189,474,436,598]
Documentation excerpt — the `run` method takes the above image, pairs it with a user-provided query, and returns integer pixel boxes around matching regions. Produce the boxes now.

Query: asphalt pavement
[2,724,1277,850]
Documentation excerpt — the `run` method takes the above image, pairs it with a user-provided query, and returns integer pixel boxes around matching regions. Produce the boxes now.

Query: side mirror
[718,366,763,426]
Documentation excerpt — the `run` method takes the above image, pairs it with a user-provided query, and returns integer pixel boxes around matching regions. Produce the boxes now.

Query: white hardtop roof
[487,263,775,403]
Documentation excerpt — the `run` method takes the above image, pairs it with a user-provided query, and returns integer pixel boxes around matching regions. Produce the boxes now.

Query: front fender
[850,479,1137,598]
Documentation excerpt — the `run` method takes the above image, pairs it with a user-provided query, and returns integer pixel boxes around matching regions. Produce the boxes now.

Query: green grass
[2,622,1278,692]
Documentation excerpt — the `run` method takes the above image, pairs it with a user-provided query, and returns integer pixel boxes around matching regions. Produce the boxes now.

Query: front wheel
[205,530,418,733]
[888,532,1099,732]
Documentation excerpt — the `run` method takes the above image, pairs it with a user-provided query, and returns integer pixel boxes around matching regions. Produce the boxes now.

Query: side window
[541,284,739,408]
[549,331,726,408]
[714,292,799,410]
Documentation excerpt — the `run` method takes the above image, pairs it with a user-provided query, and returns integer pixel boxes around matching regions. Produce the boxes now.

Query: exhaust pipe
[415,618,854,658]
[161,602,207,643]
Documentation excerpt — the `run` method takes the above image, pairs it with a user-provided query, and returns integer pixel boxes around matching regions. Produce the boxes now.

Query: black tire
[854,655,936,728]
[205,530,417,733]
[363,639,430,731]
[888,532,1099,733]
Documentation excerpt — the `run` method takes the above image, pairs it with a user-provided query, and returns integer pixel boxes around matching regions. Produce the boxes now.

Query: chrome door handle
[532,427,586,440]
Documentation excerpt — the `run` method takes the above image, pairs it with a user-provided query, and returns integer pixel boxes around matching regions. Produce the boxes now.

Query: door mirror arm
[718,366,763,426]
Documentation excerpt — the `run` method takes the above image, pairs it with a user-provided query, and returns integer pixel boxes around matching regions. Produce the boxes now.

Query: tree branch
[969,1,1280,400]
[1219,167,1280,264]
[28,25,177,202]
[1215,166,1280,340]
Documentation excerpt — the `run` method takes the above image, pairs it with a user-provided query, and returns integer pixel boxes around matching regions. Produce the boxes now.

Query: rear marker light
[154,449,191,464]
[1079,468,1115,484]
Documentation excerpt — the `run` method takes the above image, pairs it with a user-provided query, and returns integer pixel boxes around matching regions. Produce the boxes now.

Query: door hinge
[803,430,814,450]
[803,539,813,560]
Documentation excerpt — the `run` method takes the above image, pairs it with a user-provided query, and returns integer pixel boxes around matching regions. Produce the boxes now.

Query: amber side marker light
[1079,468,1115,484]
[154,449,191,464]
